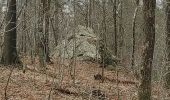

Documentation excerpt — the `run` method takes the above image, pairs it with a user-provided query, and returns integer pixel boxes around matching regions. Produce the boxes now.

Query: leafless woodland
[0,0,169,100]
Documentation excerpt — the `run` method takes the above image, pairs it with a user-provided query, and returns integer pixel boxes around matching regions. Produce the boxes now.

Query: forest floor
[0,57,162,100]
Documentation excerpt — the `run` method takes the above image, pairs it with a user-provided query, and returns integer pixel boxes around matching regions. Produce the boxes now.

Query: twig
[4,65,14,100]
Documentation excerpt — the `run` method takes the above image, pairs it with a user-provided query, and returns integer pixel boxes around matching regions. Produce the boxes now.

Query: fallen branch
[55,88,79,96]
[94,74,138,85]
[4,65,15,100]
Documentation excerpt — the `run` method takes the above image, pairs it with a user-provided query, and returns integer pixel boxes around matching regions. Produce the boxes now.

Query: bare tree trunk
[22,0,27,54]
[1,0,21,65]
[138,0,156,100]
[43,0,51,63]
[118,0,124,63]
[131,0,139,73]
[164,0,170,89]
[38,0,52,63]
[88,0,92,28]
[101,0,107,83]
[53,0,59,46]
[72,0,77,85]
[114,0,118,56]
[166,0,170,64]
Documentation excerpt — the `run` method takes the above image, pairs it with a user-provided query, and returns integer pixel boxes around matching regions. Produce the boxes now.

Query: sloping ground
[0,57,140,100]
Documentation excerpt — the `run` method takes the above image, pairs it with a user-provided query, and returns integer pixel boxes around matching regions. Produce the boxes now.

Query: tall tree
[87,0,92,28]
[1,0,20,65]
[101,0,107,82]
[21,0,27,54]
[40,0,51,63]
[52,0,59,46]
[166,0,170,63]
[114,0,117,56]
[131,0,139,74]
[138,0,156,100]
[164,0,170,89]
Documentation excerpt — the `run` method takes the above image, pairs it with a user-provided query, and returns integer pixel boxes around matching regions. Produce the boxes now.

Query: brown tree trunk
[131,0,139,75]
[138,0,156,100]
[166,0,170,62]
[42,0,51,63]
[52,0,59,46]
[111,0,118,56]
[1,0,20,65]
[88,0,92,28]
[86,0,92,28]
[22,0,27,54]
[101,0,107,83]
[164,0,170,89]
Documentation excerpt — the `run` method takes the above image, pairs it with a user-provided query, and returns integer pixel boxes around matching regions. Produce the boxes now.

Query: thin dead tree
[42,0,52,63]
[72,0,77,85]
[131,0,140,75]
[118,0,124,62]
[113,0,118,56]
[53,0,59,46]
[101,0,107,82]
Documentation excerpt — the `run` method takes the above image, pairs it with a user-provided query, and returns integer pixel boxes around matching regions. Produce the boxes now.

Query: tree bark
[42,0,51,63]
[131,0,139,74]
[22,0,27,54]
[101,0,107,83]
[1,0,20,65]
[166,0,170,62]
[52,0,59,46]
[164,0,170,89]
[138,0,156,100]
[114,0,117,56]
